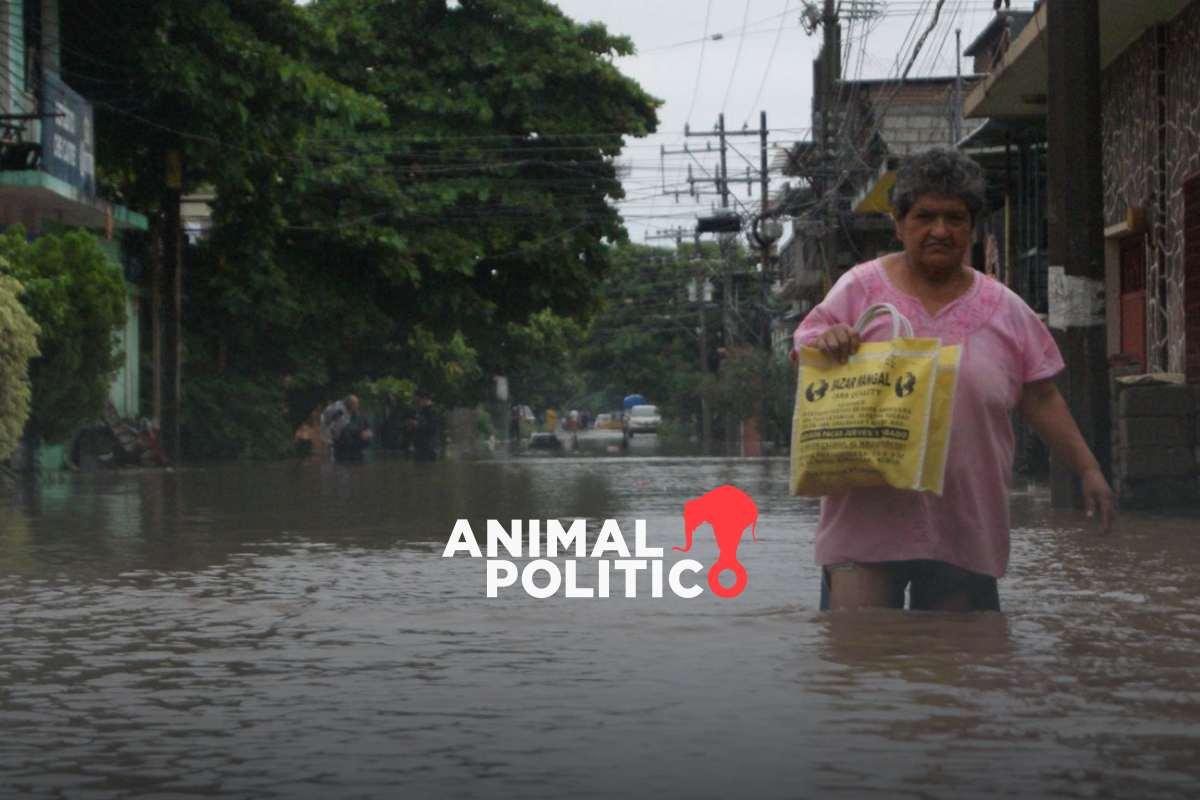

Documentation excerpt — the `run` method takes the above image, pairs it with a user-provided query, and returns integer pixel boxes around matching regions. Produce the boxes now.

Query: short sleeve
[792,269,865,351]
[1011,298,1065,383]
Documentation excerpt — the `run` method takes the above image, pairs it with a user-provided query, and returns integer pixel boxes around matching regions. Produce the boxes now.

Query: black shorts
[818,559,1000,612]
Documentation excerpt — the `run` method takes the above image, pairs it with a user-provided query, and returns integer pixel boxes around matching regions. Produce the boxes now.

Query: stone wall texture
[1101,1,1200,374]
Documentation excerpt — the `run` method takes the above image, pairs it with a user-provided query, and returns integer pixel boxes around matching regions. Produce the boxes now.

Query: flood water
[2,448,1199,798]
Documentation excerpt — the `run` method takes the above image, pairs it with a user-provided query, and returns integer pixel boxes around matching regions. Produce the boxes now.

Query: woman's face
[894,193,972,281]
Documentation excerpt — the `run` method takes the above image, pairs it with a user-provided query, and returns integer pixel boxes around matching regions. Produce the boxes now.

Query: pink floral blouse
[793,259,1064,578]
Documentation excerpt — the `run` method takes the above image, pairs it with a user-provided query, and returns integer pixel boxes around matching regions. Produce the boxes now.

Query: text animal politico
[442,519,704,599]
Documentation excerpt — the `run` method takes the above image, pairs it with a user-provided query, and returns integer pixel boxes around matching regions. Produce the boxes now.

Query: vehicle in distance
[594,412,623,430]
[623,404,660,437]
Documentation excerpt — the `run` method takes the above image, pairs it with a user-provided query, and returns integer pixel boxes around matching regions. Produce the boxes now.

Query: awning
[0,170,147,231]
[958,116,1046,150]
[964,1,1194,120]
[853,168,896,214]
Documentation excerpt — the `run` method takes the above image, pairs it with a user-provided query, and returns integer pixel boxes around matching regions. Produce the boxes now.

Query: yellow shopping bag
[919,344,962,495]
[789,303,957,496]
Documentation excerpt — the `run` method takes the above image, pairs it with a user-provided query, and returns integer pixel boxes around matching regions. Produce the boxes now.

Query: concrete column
[1046,0,1111,506]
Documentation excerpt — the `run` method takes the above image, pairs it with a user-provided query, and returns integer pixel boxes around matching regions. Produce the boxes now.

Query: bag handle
[853,302,914,340]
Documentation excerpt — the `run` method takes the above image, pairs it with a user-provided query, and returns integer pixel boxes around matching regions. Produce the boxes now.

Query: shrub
[0,227,126,444]
[181,372,293,460]
[0,272,40,460]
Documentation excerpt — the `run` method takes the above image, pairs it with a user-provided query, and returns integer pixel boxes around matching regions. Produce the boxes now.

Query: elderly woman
[793,147,1114,612]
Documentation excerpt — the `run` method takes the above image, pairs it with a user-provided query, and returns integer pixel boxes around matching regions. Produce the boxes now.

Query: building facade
[0,0,147,465]
[963,0,1200,502]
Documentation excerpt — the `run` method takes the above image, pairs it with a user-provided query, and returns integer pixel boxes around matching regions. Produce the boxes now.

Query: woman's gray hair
[891,147,986,221]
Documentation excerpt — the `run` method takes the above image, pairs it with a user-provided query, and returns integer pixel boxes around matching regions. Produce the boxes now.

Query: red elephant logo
[674,485,758,598]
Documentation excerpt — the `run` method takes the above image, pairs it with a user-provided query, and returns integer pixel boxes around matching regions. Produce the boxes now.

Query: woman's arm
[1018,378,1115,531]
[791,270,865,363]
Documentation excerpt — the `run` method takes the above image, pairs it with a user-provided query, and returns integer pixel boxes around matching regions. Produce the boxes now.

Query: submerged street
[2,452,1199,798]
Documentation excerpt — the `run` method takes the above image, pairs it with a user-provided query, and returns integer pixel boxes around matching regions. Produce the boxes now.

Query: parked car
[623,404,661,437]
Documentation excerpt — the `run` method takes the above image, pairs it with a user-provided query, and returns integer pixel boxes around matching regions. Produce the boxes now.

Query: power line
[744,0,791,128]
[685,0,715,125]
[720,0,754,115]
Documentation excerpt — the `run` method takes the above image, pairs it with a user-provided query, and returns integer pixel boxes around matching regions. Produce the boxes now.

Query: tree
[60,1,385,457]
[60,0,659,458]
[0,228,126,446]
[60,1,383,215]
[269,0,659,398]
[0,273,40,461]
[579,243,713,423]
[707,346,795,444]
[503,309,586,413]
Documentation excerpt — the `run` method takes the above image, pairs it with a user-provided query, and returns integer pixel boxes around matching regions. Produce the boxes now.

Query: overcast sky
[549,0,1031,244]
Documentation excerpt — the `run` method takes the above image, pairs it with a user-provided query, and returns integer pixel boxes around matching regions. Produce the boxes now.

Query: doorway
[1118,235,1147,371]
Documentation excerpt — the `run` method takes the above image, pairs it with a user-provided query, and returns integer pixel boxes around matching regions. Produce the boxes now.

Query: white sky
[550,0,1032,244]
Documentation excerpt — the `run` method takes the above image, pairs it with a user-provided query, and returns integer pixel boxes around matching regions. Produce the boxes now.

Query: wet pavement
[2,447,1199,798]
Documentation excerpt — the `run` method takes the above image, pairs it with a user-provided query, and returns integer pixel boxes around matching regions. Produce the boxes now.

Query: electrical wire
[720,0,754,115]
[684,0,714,125]
[743,0,791,128]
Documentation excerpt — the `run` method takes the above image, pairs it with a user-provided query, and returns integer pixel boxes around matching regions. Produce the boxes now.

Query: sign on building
[40,73,95,198]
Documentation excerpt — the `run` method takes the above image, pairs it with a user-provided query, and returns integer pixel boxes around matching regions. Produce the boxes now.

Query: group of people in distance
[295,390,439,463]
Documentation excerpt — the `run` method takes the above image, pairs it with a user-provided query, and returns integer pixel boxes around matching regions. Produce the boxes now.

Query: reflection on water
[1,455,1199,798]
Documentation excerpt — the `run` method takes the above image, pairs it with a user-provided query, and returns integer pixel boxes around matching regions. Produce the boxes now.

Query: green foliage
[707,347,796,442]
[504,308,585,412]
[579,243,709,420]
[578,241,791,441]
[61,0,386,458]
[406,327,485,401]
[60,0,659,459]
[353,375,417,420]
[0,228,126,444]
[475,406,495,439]
[0,272,41,460]
[61,0,384,214]
[181,373,294,461]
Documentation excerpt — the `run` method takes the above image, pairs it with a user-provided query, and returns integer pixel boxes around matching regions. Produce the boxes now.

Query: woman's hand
[815,324,861,364]
[1080,466,1115,534]
[1019,379,1117,534]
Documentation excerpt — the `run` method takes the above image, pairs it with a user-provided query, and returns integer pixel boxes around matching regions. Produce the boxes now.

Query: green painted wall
[98,238,139,419]
[36,238,139,470]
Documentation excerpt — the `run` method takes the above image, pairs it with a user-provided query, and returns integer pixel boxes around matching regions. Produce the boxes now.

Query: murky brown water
[2,447,1199,798]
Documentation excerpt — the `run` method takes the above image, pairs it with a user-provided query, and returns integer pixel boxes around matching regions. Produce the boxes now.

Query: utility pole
[647,226,712,448]
[677,115,773,451]
[1046,0,1109,506]
[820,0,841,288]
[717,112,730,210]
[681,114,774,355]
[716,113,736,374]
[696,232,712,449]
[952,28,963,145]
[161,149,184,463]
[759,110,772,351]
